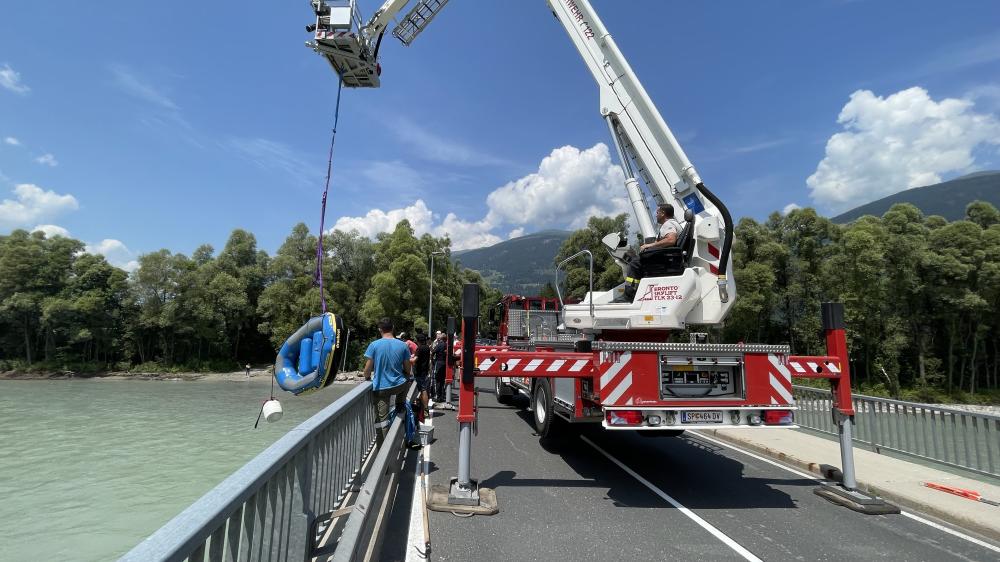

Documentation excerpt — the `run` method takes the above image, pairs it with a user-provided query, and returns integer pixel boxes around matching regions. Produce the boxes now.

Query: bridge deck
[383,384,1000,561]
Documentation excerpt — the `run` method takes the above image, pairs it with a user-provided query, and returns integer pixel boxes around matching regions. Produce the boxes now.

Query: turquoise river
[0,378,353,561]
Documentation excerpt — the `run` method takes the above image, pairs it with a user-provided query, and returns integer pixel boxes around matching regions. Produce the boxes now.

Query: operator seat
[637,209,696,277]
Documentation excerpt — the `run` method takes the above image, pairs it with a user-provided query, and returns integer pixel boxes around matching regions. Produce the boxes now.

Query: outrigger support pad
[812,302,899,515]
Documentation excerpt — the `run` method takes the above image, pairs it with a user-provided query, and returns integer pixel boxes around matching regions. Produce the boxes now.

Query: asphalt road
[382,385,1000,561]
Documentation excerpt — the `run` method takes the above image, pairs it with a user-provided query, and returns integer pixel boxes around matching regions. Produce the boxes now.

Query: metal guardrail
[121,382,414,562]
[793,385,1000,478]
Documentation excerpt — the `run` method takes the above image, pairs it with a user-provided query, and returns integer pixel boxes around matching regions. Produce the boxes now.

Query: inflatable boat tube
[274,312,345,395]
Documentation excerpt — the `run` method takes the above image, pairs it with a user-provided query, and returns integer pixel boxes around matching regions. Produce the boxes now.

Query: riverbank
[0,369,368,384]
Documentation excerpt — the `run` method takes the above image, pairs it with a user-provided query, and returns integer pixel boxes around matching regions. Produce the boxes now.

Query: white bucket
[262,399,283,423]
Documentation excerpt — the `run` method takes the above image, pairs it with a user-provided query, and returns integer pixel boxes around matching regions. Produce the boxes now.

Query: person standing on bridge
[364,318,412,445]
[431,331,447,404]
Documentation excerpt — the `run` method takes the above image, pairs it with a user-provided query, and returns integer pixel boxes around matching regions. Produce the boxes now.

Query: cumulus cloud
[0,64,30,95]
[35,153,58,167]
[4,136,20,146]
[0,184,79,229]
[782,203,801,215]
[332,143,631,250]
[85,238,139,272]
[32,224,71,238]
[807,87,1000,212]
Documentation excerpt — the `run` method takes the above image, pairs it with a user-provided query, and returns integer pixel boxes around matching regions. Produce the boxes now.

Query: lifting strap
[314,78,344,313]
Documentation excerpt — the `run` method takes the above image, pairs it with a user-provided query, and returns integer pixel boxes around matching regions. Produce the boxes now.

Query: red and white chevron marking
[787,358,841,375]
[767,354,793,405]
[599,351,635,406]
[477,354,592,376]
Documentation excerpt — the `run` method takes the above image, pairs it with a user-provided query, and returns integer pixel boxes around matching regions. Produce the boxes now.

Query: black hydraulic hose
[372,30,385,62]
[695,182,733,302]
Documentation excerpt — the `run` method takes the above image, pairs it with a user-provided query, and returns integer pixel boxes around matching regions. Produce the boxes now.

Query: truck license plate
[682,411,723,423]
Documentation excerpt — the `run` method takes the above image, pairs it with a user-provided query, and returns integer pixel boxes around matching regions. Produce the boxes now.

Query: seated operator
[640,203,684,252]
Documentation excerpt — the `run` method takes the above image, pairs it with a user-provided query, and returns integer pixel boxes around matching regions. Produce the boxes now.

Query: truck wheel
[495,377,514,405]
[532,379,557,437]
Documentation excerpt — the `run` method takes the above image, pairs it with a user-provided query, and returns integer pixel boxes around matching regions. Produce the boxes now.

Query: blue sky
[2,0,999,267]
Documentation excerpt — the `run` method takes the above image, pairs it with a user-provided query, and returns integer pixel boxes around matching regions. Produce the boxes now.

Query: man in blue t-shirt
[363,317,412,445]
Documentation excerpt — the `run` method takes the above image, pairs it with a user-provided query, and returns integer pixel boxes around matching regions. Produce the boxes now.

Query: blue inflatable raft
[273,312,345,395]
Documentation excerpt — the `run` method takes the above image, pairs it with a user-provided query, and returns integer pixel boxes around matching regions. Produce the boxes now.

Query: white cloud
[485,144,629,229]
[4,137,20,146]
[807,87,1000,212]
[782,203,801,215]
[0,64,29,95]
[731,138,791,154]
[35,153,58,167]
[392,117,511,167]
[0,184,79,229]
[110,64,177,110]
[226,137,314,186]
[85,239,139,272]
[333,143,632,250]
[32,224,71,238]
[361,160,425,190]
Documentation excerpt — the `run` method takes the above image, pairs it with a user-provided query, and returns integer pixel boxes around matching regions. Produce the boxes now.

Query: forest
[0,222,499,375]
[2,200,998,403]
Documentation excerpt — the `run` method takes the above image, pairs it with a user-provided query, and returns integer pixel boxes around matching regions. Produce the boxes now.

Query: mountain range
[453,230,570,294]
[832,171,1000,223]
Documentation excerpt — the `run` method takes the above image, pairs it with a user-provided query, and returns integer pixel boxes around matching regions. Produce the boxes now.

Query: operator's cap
[397,331,407,339]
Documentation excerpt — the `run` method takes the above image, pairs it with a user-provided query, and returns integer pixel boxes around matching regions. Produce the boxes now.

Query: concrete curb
[702,429,1000,543]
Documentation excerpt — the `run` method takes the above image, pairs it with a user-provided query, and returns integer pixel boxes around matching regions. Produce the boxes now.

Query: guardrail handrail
[555,249,594,322]
[792,384,999,478]
[121,381,398,561]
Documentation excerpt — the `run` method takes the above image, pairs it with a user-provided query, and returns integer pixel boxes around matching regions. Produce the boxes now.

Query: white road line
[406,410,434,561]
[691,432,1000,554]
[580,435,762,562]
[900,512,1000,553]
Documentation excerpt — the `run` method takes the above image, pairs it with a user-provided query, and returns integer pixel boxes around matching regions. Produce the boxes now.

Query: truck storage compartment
[659,353,744,400]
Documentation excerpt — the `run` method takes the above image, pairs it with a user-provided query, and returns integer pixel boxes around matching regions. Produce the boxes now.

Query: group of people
[398,329,449,409]
[361,318,452,445]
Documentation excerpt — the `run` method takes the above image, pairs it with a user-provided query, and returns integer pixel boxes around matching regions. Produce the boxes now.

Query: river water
[0,378,353,561]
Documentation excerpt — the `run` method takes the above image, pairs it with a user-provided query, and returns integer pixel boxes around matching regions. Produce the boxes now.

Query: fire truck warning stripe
[599,352,631,387]
[523,359,544,372]
[789,361,807,373]
[604,372,633,405]
[581,436,763,562]
[547,359,567,372]
[504,359,521,369]
[769,373,794,404]
[569,359,589,372]
[767,354,792,383]
[479,358,495,370]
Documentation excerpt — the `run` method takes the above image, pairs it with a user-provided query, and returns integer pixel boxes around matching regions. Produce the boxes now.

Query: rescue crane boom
[306,0,736,329]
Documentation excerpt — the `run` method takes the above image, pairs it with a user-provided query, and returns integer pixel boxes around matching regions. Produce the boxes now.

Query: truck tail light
[606,410,643,426]
[763,410,793,425]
